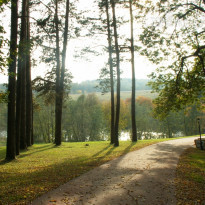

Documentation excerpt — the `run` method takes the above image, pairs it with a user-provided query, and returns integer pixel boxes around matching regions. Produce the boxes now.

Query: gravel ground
[31,137,197,205]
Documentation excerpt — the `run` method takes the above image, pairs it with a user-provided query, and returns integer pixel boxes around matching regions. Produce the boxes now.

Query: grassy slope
[0,138,174,205]
[175,147,205,205]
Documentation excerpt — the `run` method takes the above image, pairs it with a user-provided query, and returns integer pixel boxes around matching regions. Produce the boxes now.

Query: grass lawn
[0,137,198,204]
[175,147,205,205]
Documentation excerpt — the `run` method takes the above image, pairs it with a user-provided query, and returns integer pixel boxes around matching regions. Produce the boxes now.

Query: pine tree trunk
[19,0,28,150]
[111,0,120,147]
[16,57,21,155]
[129,0,137,142]
[54,0,62,146]
[31,104,34,145]
[26,1,32,147]
[54,0,70,145]
[60,0,70,136]
[105,0,115,144]
[16,0,28,153]
[6,0,18,160]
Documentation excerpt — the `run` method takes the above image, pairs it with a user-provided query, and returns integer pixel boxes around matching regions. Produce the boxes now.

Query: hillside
[0,78,152,94]
[70,90,157,101]
[71,78,151,94]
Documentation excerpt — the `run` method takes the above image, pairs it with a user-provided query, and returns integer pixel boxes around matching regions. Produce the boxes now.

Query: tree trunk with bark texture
[129,0,137,142]
[111,0,120,147]
[6,0,18,160]
[105,0,115,144]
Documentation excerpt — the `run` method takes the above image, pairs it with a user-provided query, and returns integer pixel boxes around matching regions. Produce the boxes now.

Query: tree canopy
[139,0,205,118]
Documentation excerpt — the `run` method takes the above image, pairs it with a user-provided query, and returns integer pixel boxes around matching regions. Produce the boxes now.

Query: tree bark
[58,0,70,145]
[26,1,32,147]
[16,53,21,155]
[129,0,137,142]
[111,0,120,146]
[19,0,28,150]
[54,0,62,146]
[6,0,18,160]
[105,0,115,144]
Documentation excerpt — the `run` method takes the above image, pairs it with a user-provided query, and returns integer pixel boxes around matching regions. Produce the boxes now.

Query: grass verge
[0,137,196,204]
[175,147,205,205]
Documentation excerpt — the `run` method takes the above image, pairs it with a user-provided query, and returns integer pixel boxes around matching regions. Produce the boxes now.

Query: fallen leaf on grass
[49,199,57,203]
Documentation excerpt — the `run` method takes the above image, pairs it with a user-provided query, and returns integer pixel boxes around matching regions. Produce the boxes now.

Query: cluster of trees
[31,94,204,143]
[1,93,204,144]
[0,0,74,160]
[0,0,204,160]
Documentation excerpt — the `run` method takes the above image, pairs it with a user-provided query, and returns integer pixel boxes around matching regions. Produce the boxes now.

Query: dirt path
[31,137,197,205]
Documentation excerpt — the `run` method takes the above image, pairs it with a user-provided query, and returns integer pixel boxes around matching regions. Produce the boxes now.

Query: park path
[31,137,197,205]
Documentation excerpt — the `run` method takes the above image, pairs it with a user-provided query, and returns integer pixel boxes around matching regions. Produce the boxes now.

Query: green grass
[0,137,196,204]
[187,149,205,183]
[176,147,205,204]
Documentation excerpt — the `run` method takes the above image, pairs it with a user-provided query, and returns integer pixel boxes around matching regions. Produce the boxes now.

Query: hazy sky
[0,0,155,84]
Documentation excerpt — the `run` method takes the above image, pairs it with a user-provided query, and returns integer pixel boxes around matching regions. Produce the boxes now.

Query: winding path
[31,137,197,205]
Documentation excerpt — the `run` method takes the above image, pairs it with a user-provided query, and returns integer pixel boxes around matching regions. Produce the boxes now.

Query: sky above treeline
[0,0,156,84]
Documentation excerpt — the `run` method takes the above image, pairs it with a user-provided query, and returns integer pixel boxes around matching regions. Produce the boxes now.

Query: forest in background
[1,84,204,144]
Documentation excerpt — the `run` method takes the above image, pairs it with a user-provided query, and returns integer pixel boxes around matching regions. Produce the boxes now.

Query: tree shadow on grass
[89,142,137,166]
[18,144,55,158]
[0,144,55,164]
[91,145,111,158]
[122,141,137,155]
[16,144,55,159]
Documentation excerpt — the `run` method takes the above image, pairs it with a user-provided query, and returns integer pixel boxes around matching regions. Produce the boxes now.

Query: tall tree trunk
[6,0,18,160]
[111,0,120,147]
[19,0,28,150]
[16,55,21,155]
[105,0,115,144]
[60,0,70,116]
[129,0,137,142]
[31,102,34,145]
[54,0,62,146]
[54,0,70,145]
[16,0,29,153]
[26,0,32,147]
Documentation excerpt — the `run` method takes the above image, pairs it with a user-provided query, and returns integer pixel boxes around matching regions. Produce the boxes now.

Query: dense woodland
[0,0,204,160]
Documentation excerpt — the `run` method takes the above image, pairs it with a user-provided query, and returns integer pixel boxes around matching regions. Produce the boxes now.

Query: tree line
[1,93,204,143]
[23,94,205,142]
[0,0,204,160]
